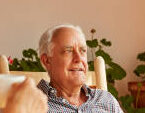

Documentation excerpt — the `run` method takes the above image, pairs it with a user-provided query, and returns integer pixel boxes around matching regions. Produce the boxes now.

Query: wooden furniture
[0,55,107,91]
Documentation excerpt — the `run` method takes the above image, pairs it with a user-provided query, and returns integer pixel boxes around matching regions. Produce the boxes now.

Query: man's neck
[49,82,88,106]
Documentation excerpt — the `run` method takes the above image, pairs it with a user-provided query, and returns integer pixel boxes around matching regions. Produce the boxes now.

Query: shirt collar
[37,79,91,98]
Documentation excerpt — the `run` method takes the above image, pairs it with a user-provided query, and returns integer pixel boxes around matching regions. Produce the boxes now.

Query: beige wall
[0,0,145,96]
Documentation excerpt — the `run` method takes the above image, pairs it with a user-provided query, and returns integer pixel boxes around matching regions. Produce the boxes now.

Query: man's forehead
[52,27,85,40]
[63,45,87,49]
[51,27,86,47]
[52,27,75,38]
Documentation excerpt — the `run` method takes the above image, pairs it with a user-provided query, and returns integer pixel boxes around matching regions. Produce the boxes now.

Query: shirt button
[62,99,66,103]
[50,90,55,93]
[78,110,82,113]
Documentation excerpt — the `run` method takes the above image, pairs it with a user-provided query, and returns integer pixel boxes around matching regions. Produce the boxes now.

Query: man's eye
[81,49,86,53]
[65,50,73,53]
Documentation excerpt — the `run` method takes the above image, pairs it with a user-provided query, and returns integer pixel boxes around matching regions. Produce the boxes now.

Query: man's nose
[73,51,82,63]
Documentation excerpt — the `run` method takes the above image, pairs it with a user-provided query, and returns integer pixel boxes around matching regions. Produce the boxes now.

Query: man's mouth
[69,68,84,72]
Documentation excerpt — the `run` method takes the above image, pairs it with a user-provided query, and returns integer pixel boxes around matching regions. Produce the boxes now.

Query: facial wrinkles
[52,28,88,73]
[71,48,87,74]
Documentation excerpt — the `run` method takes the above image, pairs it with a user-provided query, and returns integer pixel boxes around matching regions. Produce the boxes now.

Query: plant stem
[136,83,142,108]
[91,33,94,60]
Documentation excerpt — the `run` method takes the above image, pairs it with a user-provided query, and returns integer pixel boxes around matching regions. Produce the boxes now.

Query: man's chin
[69,71,86,77]
[71,78,86,86]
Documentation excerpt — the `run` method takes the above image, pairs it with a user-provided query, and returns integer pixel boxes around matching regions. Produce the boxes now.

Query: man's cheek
[85,65,88,73]
[82,62,88,72]
[85,60,88,71]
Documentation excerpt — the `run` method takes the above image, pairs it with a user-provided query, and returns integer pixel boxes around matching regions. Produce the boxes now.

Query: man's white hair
[39,24,85,57]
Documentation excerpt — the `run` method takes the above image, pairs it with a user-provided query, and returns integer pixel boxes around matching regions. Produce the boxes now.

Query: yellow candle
[94,56,107,91]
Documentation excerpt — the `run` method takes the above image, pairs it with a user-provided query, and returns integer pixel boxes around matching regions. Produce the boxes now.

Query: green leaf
[119,95,134,113]
[30,61,43,72]
[20,60,31,71]
[134,65,145,77]
[95,50,112,64]
[23,49,32,59]
[9,58,22,71]
[106,68,115,83]
[22,48,38,61]
[137,52,145,61]
[28,49,38,60]
[86,39,98,48]
[28,48,37,56]
[88,61,94,71]
[120,95,134,107]
[100,38,112,46]
[9,48,45,72]
[107,62,126,80]
[107,83,118,99]
[135,108,145,113]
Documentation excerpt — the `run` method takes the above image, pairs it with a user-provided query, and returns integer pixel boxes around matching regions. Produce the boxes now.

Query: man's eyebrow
[63,46,73,49]
[80,46,87,49]
[63,46,87,49]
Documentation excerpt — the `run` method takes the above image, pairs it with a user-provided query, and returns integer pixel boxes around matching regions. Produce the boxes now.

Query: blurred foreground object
[3,78,48,113]
[0,55,9,74]
[94,56,107,91]
[0,75,25,108]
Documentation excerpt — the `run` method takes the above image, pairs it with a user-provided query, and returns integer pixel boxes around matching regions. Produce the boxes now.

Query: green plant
[119,52,145,112]
[131,51,145,110]
[9,48,45,72]
[134,52,145,80]
[120,95,145,113]
[86,29,126,98]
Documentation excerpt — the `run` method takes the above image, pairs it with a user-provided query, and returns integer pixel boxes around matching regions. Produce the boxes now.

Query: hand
[3,78,48,113]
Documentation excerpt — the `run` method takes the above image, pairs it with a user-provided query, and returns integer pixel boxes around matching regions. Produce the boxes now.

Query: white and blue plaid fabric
[37,79,123,113]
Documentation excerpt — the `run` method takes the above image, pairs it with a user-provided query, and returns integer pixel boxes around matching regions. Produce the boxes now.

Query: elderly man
[3,24,123,113]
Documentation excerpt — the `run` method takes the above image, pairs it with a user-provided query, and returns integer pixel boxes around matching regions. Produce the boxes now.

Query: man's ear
[40,53,51,70]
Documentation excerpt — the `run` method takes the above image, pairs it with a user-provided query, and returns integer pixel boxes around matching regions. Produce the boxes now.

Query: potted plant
[120,94,145,113]
[8,48,49,84]
[9,48,45,72]
[128,51,145,108]
[86,29,126,99]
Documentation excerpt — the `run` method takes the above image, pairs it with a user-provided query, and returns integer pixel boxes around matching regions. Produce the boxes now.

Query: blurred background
[0,0,145,97]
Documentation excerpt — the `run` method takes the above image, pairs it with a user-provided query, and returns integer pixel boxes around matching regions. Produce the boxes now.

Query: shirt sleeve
[111,94,124,113]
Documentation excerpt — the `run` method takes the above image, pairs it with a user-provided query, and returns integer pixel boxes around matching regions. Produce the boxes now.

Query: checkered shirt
[37,79,124,113]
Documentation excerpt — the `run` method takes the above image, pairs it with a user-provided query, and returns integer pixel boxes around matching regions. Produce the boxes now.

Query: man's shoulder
[88,88,124,113]
[89,88,117,104]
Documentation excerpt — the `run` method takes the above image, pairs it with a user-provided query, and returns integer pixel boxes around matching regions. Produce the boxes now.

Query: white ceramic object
[0,74,25,108]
